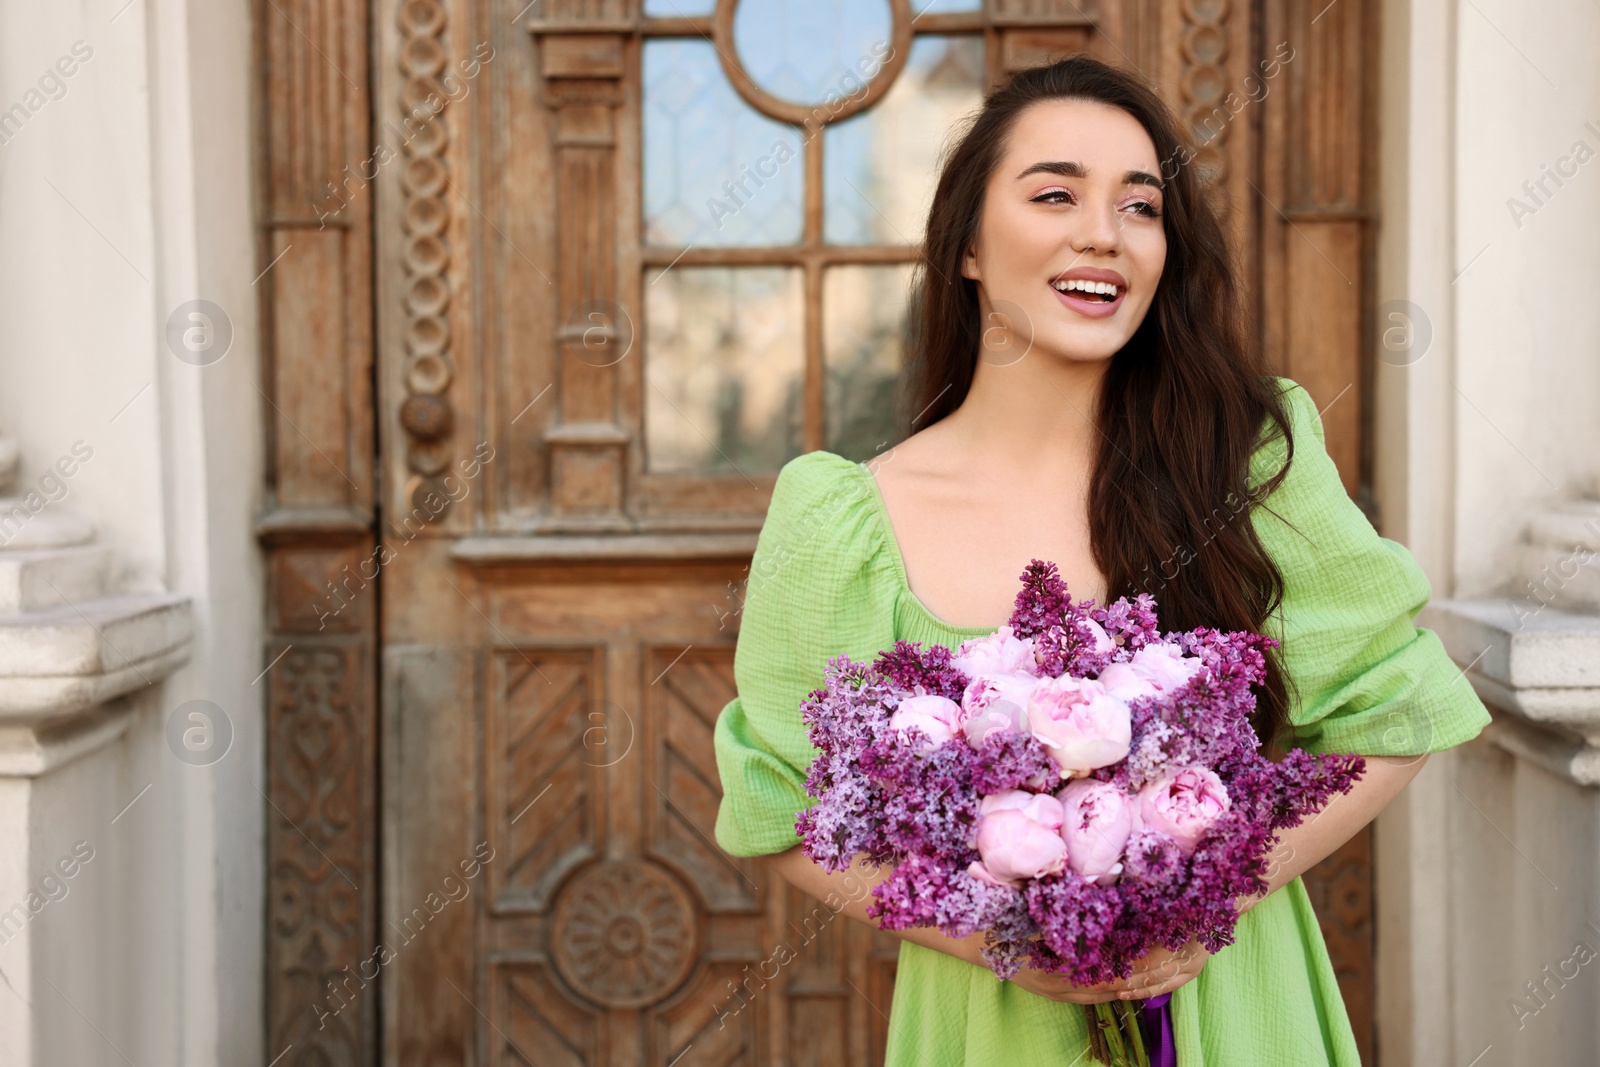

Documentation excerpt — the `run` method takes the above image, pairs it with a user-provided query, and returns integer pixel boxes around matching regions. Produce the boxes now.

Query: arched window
[640,0,986,472]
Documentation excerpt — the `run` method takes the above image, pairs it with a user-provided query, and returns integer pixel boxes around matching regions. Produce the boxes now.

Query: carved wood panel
[256,0,380,1062]
[1259,0,1375,501]
[650,648,758,913]
[256,0,1383,1063]
[490,648,605,910]
[265,643,377,1062]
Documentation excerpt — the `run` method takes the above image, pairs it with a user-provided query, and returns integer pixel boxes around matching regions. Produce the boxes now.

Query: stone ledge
[0,593,192,724]
[0,698,142,776]
[0,594,191,676]
[0,543,111,613]
[1426,598,1600,785]
[1514,497,1600,613]
[1480,706,1600,787]
[1421,599,1600,689]
[0,503,95,550]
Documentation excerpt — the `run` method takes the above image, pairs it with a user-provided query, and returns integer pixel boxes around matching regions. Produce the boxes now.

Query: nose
[1070,193,1123,256]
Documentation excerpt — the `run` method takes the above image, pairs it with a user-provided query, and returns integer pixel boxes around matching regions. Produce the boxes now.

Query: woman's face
[962,99,1167,366]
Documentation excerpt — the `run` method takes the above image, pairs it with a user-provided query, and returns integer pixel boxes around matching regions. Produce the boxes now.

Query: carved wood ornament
[257,0,380,1058]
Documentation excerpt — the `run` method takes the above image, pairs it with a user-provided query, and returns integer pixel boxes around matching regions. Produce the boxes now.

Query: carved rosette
[1178,0,1232,217]
[549,860,699,1009]
[397,0,456,517]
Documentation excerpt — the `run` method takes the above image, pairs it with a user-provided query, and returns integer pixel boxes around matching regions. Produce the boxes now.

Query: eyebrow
[1014,160,1165,191]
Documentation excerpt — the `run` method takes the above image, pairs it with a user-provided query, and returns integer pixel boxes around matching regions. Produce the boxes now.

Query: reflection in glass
[647,267,805,473]
[910,0,982,11]
[825,35,983,245]
[732,0,894,107]
[644,40,803,247]
[825,264,914,462]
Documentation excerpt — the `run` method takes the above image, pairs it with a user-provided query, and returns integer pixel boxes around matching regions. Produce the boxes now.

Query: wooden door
[255,1,1382,1064]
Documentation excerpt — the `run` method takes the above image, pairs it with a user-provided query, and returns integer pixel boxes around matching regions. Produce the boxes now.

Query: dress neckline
[851,458,1003,641]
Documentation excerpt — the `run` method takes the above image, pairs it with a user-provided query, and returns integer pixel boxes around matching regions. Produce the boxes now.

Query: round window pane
[731,0,894,108]
[644,0,714,13]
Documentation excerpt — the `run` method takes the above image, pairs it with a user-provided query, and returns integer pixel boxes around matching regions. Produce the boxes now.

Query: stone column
[1425,495,1600,1063]
[0,431,193,1065]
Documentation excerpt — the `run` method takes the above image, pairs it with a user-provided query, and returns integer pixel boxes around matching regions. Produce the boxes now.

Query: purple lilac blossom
[795,560,1368,986]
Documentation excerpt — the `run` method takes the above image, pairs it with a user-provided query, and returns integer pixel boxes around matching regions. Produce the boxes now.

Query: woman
[711,54,1489,1065]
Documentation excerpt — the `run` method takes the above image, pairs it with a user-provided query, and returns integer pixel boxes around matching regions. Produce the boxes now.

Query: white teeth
[1052,278,1121,296]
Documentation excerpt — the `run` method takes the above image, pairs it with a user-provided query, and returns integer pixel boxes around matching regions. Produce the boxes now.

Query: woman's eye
[1030,189,1073,205]
[1126,200,1162,219]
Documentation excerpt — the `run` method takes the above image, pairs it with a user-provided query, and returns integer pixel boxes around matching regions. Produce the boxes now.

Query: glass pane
[825,264,914,461]
[825,35,984,245]
[732,0,894,107]
[911,0,982,12]
[646,267,805,473]
[644,0,715,14]
[644,39,803,246]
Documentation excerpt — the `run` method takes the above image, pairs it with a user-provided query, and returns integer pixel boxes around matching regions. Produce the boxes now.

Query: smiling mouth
[1050,278,1123,302]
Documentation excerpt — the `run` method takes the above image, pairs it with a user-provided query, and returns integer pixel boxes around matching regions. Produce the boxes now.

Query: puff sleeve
[1251,378,1492,756]
[712,452,902,857]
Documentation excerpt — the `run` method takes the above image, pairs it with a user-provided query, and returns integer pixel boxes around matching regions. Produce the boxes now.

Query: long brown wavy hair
[904,53,1298,751]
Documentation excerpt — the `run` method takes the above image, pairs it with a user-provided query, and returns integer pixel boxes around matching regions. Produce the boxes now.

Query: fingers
[1117,977,1181,1000]
[1015,974,1125,1004]
[1019,942,1209,1004]
[1060,979,1163,1005]
[1110,944,1208,1001]
[1116,961,1204,1000]
[1057,978,1187,1004]
[1121,966,1183,997]
[1047,990,1126,1005]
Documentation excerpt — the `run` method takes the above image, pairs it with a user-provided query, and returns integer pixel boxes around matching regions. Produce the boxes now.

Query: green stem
[1121,999,1149,1065]
[1086,1000,1155,1067]
[1101,1003,1129,1063]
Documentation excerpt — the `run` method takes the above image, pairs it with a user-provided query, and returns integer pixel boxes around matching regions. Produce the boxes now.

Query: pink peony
[1095,662,1160,703]
[888,694,964,749]
[1128,643,1204,693]
[959,671,1040,747]
[1081,619,1114,654]
[963,701,1030,747]
[1137,766,1231,854]
[1057,779,1137,884]
[1025,676,1132,779]
[952,625,1039,678]
[968,789,1067,887]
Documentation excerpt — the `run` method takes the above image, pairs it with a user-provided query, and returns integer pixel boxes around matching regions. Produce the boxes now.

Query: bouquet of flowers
[795,561,1366,1067]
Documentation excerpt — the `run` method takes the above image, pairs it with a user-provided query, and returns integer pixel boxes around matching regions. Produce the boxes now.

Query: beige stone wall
[0,0,263,1063]
[1377,0,1600,1064]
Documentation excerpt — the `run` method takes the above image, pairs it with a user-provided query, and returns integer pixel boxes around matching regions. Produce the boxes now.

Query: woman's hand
[1108,939,1211,1000]
[769,847,1217,1005]
[1003,939,1211,1004]
[1002,753,1430,1006]
[1005,965,1126,1004]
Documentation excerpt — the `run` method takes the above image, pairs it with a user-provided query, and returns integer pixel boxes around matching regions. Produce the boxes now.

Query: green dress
[711,377,1491,1066]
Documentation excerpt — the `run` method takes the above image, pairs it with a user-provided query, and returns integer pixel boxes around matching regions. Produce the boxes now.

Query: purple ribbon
[1137,993,1176,1067]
